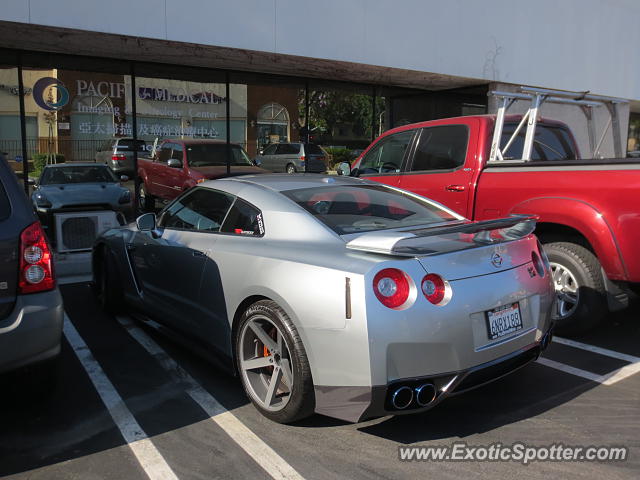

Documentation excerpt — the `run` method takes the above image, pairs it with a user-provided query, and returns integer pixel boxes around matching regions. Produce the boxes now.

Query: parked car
[96,137,148,175]
[137,139,267,211]
[0,153,63,382]
[93,174,554,423]
[340,111,640,334]
[32,163,132,251]
[255,143,327,173]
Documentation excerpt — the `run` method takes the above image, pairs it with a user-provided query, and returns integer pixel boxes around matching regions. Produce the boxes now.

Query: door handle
[192,250,206,257]
[445,184,466,192]
[126,243,136,251]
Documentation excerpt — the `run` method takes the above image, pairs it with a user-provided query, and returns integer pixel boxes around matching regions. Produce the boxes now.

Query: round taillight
[24,245,43,264]
[373,268,410,308]
[532,250,545,277]
[25,264,46,284]
[421,274,447,305]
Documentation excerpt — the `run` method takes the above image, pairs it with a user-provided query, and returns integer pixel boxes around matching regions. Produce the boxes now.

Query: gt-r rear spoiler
[345,215,537,257]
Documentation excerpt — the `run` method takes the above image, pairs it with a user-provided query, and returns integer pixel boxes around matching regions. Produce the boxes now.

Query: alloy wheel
[239,315,294,412]
[550,261,580,319]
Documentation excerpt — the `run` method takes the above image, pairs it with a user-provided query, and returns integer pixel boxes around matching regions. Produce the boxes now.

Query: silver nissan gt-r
[93,174,555,423]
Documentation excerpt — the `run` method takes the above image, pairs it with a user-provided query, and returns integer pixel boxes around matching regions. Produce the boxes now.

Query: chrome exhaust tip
[415,383,437,407]
[391,386,414,410]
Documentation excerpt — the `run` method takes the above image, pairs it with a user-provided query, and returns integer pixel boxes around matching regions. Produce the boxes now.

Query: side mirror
[136,213,156,232]
[120,175,129,182]
[337,162,351,176]
[27,178,36,186]
[167,158,182,168]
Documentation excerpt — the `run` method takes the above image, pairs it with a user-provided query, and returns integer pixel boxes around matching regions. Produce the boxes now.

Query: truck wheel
[543,242,606,335]
[138,183,155,212]
[236,300,315,423]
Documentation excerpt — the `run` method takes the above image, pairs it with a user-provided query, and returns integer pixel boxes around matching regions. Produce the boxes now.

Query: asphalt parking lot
[1,284,639,480]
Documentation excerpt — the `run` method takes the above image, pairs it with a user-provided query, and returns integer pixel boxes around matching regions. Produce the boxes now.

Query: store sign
[77,121,220,138]
[33,77,69,111]
[138,87,225,104]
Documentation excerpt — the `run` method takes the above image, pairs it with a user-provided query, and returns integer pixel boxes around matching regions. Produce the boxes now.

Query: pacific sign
[76,80,226,104]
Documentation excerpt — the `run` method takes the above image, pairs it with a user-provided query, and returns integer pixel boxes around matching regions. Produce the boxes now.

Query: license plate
[485,303,523,340]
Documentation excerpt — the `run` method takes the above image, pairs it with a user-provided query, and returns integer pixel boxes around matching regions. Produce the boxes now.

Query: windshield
[186,144,254,167]
[40,165,119,185]
[283,184,461,235]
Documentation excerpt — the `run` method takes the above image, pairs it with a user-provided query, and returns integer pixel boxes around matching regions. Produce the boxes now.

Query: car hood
[34,183,128,209]
[190,165,268,179]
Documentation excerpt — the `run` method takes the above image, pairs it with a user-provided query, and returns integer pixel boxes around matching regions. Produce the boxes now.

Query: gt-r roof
[208,173,371,193]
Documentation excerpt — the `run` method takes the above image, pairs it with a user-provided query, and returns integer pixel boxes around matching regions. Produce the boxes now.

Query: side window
[410,125,468,172]
[358,130,414,175]
[158,144,172,163]
[275,144,289,155]
[171,143,184,162]
[262,144,277,155]
[221,198,265,236]
[160,188,234,232]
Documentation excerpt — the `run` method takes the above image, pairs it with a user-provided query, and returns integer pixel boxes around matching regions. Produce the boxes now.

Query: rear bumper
[314,329,552,422]
[0,289,64,374]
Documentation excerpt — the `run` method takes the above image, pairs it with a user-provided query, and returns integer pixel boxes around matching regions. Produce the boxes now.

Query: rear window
[283,184,459,235]
[186,144,253,167]
[0,182,10,221]
[40,165,119,185]
[117,139,147,151]
[500,124,576,161]
[304,144,324,155]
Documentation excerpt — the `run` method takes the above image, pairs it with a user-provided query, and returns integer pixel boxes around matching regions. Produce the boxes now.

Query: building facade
[1,0,638,165]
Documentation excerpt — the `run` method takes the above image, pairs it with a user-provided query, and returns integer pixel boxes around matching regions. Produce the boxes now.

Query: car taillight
[19,222,55,294]
[421,274,449,305]
[300,155,306,161]
[373,268,410,308]
[112,154,126,163]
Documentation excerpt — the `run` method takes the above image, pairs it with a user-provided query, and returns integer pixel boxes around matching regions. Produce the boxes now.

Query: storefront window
[0,64,23,165]
[229,72,304,164]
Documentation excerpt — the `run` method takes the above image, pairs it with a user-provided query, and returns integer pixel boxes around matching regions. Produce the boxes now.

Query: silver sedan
[92,174,555,423]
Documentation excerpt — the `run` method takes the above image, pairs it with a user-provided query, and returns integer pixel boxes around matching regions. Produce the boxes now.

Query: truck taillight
[19,222,55,294]
[373,268,410,308]
[421,274,450,305]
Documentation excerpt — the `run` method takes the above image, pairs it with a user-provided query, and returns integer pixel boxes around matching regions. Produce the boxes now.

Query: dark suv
[0,153,63,378]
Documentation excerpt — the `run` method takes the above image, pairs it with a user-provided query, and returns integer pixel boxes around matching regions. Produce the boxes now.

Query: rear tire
[286,163,296,174]
[138,182,155,212]
[543,242,607,335]
[236,300,315,423]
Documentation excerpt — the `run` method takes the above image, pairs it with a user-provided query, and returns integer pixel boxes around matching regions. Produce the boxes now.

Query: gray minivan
[255,143,327,173]
[0,153,63,380]
[95,137,147,175]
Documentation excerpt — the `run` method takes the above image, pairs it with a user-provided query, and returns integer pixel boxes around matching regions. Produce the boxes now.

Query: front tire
[138,182,155,212]
[544,242,607,335]
[94,249,124,314]
[236,300,314,423]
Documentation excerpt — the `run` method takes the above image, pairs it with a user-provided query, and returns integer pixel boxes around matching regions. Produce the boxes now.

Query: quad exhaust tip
[415,383,437,407]
[391,386,414,410]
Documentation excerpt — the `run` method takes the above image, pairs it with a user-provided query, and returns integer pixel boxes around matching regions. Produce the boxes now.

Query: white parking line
[553,336,640,363]
[116,316,305,480]
[537,337,640,386]
[63,315,178,480]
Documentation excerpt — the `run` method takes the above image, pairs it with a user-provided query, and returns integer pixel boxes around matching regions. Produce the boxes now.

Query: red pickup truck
[137,139,266,211]
[340,112,640,334]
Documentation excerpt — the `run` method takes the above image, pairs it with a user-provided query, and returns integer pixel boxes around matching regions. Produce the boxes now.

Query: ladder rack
[488,87,629,162]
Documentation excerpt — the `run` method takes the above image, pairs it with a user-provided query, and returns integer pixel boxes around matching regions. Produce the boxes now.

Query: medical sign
[33,77,70,111]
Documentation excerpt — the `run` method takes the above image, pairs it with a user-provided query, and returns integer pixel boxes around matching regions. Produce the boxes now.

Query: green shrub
[31,153,65,177]
[324,147,353,168]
